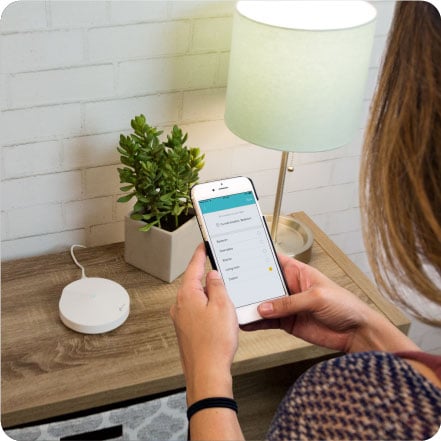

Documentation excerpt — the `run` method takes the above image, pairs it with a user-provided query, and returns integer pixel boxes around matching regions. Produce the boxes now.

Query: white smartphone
[191,176,289,325]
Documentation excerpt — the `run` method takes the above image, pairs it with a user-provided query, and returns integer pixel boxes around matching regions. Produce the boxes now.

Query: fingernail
[207,270,221,280]
[259,302,274,315]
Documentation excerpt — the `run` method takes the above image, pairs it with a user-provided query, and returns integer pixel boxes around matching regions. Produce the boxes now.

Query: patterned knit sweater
[267,351,441,441]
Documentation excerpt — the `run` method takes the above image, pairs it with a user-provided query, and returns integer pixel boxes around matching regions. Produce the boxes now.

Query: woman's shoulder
[267,351,441,441]
[294,351,441,392]
[394,350,441,384]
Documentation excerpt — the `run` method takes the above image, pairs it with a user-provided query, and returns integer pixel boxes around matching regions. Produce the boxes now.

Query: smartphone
[191,176,289,324]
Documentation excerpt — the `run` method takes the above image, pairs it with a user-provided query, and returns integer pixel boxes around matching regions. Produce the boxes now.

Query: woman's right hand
[242,254,419,354]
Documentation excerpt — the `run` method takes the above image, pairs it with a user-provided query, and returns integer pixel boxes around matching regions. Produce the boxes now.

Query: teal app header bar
[200,191,255,214]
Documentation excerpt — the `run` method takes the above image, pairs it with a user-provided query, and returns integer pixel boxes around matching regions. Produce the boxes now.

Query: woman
[170,2,441,440]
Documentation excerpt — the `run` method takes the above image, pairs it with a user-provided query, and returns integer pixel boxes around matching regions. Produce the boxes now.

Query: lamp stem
[271,151,290,242]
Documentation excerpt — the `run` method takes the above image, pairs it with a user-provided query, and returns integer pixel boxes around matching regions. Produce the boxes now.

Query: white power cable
[70,244,87,279]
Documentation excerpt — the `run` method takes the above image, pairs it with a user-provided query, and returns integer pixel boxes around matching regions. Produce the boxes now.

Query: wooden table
[1,212,410,438]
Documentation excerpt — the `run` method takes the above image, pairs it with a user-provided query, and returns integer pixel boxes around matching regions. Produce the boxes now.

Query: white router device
[59,245,130,334]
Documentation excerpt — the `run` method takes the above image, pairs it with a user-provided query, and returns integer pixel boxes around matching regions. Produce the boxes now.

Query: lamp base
[265,215,314,263]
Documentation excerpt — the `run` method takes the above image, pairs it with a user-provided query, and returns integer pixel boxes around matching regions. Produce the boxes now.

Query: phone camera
[212,188,215,192]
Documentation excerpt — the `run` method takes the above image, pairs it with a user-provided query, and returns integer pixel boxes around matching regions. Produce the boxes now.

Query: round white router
[59,277,130,334]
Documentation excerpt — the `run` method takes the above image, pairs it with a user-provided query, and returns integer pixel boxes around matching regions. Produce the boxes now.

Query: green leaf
[130,213,143,221]
[138,223,152,232]
[117,193,135,203]
[133,201,145,213]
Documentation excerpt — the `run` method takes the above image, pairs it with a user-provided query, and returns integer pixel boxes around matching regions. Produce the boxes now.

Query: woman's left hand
[170,243,239,406]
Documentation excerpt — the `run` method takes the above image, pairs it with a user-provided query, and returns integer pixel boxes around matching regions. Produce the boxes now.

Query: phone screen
[199,190,286,308]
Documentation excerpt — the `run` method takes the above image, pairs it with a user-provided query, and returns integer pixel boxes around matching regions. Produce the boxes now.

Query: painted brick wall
[1,0,395,265]
[1,1,440,354]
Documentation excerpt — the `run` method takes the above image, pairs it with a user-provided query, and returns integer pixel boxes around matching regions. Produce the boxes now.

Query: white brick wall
[10,64,115,108]
[1,0,440,354]
[1,104,83,145]
[0,0,393,261]
[1,30,85,72]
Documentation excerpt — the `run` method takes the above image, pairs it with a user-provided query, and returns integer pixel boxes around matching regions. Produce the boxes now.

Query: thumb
[205,270,230,304]
[258,289,317,318]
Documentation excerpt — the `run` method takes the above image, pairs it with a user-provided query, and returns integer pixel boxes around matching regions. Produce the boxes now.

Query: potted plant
[117,114,205,282]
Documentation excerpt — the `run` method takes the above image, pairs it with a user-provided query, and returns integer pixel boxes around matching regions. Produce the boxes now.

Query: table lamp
[225,0,377,258]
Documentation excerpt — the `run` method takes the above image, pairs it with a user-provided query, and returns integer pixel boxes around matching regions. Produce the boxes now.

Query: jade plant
[117,114,205,232]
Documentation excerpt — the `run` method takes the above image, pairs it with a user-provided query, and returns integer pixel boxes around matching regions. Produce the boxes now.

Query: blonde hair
[360,2,441,325]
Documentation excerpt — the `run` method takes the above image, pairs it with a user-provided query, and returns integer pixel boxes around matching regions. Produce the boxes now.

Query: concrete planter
[124,213,201,283]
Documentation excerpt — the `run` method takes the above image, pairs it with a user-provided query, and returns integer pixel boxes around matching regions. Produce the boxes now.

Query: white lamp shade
[225,1,377,152]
